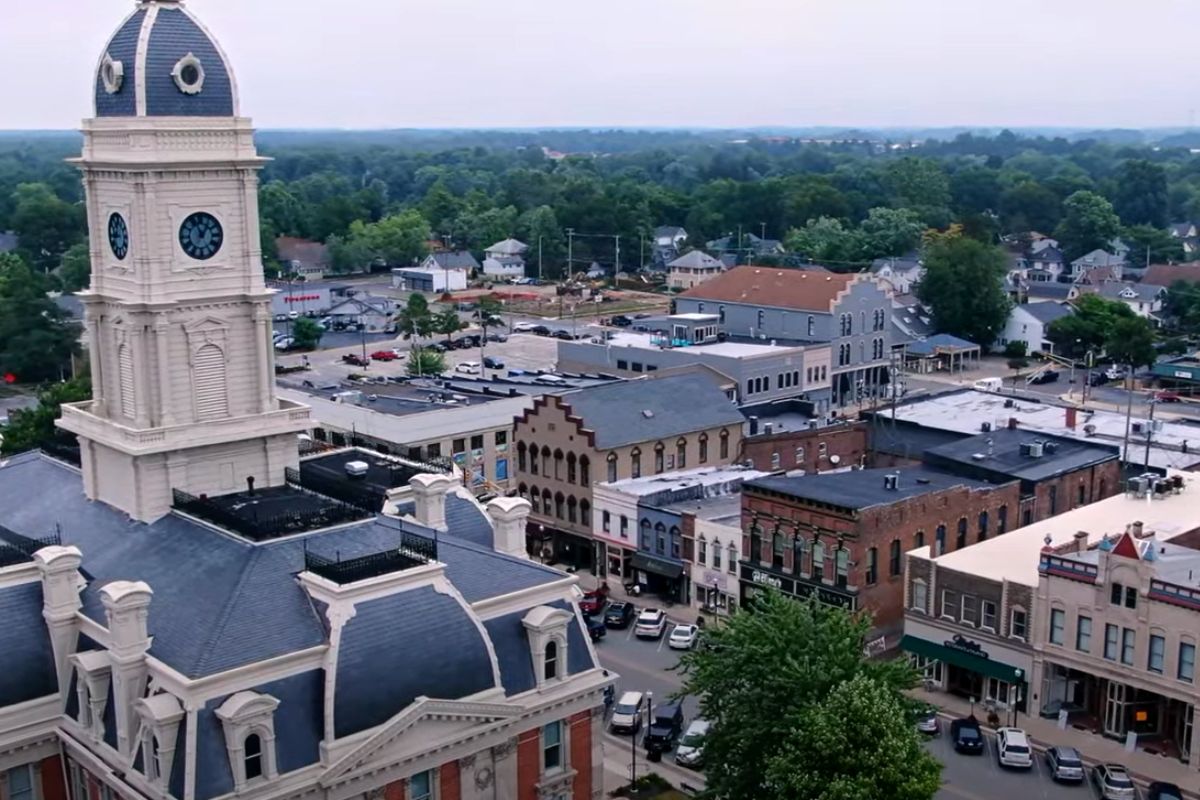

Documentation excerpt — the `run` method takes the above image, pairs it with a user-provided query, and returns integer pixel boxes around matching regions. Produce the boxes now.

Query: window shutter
[193,344,229,420]
[118,344,135,418]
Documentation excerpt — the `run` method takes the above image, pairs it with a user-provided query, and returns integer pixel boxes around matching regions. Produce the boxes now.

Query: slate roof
[444,490,495,549]
[745,466,999,511]
[679,265,857,312]
[0,452,567,679]
[1143,264,1200,287]
[560,371,745,449]
[668,250,723,270]
[1025,283,1074,301]
[486,239,529,256]
[0,581,57,707]
[426,251,481,270]
[484,601,594,697]
[1097,282,1165,303]
[1017,302,1074,325]
[870,254,923,274]
[96,5,236,118]
[1072,249,1126,269]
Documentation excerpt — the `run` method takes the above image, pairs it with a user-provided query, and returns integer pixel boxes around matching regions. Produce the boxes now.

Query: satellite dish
[829,454,842,465]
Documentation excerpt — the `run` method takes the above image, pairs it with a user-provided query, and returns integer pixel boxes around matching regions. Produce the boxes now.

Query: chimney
[1008,417,1019,430]
[100,580,153,756]
[1073,531,1089,553]
[409,473,456,530]
[246,476,256,496]
[486,496,533,559]
[34,545,83,692]
[1065,407,1077,430]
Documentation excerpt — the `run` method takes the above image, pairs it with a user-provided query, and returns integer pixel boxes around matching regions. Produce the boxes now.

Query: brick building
[739,418,868,474]
[740,466,1021,649]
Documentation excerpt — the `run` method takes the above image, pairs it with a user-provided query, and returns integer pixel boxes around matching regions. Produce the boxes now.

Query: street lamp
[1011,669,1024,727]
[632,690,653,783]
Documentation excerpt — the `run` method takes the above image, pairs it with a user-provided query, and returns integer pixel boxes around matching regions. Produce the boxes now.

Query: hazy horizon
[3,0,1198,130]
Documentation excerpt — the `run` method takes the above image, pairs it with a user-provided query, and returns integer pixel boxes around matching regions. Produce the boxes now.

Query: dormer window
[71,651,112,743]
[135,693,185,788]
[214,691,281,791]
[244,734,264,780]
[523,606,574,690]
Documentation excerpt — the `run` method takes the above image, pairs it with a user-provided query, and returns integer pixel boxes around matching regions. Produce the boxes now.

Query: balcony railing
[171,488,369,541]
[304,533,437,584]
[285,466,380,513]
[0,527,62,568]
[1149,580,1200,612]
[1038,554,1098,583]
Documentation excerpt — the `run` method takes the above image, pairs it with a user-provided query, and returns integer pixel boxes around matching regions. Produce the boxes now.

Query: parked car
[915,706,939,735]
[579,586,609,616]
[553,329,575,341]
[1147,782,1184,800]
[423,342,447,353]
[486,332,508,343]
[483,356,505,370]
[1093,764,1136,800]
[1045,745,1085,783]
[341,353,370,367]
[1156,391,1183,403]
[513,322,538,333]
[273,313,289,322]
[1029,368,1060,385]
[1087,371,1109,386]
[370,350,399,362]
[668,624,699,650]
[950,716,984,755]
[455,361,481,375]
[604,602,637,629]
[644,701,685,758]
[389,348,407,359]
[610,315,633,327]
[996,727,1032,769]
[1105,366,1127,381]
[634,608,667,639]
[273,337,294,350]
[531,325,552,336]
[609,691,646,734]
[674,719,709,768]
[585,616,606,642]
[287,310,300,320]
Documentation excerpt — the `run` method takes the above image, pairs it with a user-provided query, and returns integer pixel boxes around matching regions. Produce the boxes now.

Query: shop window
[1049,608,1065,645]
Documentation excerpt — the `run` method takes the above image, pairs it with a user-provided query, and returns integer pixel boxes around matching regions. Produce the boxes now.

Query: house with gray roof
[1090,281,1166,324]
[997,301,1075,354]
[667,249,725,290]
[420,250,481,272]
[870,253,924,294]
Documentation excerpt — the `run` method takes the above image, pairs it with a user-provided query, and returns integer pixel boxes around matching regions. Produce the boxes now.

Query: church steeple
[57,2,310,523]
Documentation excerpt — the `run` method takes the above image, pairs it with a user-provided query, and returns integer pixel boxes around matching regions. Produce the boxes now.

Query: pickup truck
[579,585,610,616]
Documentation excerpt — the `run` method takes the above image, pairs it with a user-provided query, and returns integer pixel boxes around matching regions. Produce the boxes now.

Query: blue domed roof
[94,1,237,118]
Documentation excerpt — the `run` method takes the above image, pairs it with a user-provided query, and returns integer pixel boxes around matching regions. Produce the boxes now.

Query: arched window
[749,524,763,564]
[193,343,229,420]
[935,524,946,555]
[719,429,730,459]
[530,446,539,475]
[914,530,925,550]
[542,488,552,515]
[655,522,667,553]
[807,315,815,337]
[554,491,565,519]
[811,540,825,581]
[835,546,849,588]
[712,538,722,569]
[541,446,552,471]
[567,496,577,524]
[956,517,968,549]
[579,455,590,486]
[756,309,765,329]
[607,452,618,482]
[978,510,989,541]
[244,733,264,780]
[530,486,541,514]
[677,438,687,469]
[719,305,726,323]
[654,442,665,473]
[517,442,528,472]
[553,448,564,480]
[670,526,681,558]
[698,433,709,463]
[640,519,651,549]
[772,530,784,568]
[698,536,708,564]
[865,547,878,584]
[518,482,528,499]
[792,536,807,575]
[566,452,577,484]
[889,538,902,576]
[544,640,559,680]
[580,499,591,526]
[631,447,642,478]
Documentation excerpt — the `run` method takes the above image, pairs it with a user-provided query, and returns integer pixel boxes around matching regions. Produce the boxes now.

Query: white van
[609,691,645,735]
[996,727,1033,769]
[973,377,1004,393]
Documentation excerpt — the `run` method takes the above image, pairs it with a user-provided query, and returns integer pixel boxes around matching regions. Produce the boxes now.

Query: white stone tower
[58,0,310,523]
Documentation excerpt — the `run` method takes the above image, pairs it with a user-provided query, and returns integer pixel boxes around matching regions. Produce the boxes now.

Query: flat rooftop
[298,448,445,508]
[179,483,371,542]
[876,389,1200,471]
[746,466,1001,511]
[920,471,1200,586]
[602,465,771,498]
[585,330,810,358]
[660,493,743,524]
[924,428,1118,482]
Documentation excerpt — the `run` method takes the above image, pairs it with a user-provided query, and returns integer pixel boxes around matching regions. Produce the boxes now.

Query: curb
[932,709,1197,799]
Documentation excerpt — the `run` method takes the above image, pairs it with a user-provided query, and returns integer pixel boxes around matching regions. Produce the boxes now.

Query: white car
[634,608,667,639]
[512,322,538,333]
[287,310,300,320]
[996,727,1032,769]
[668,624,699,650]
[273,337,294,350]
[609,691,645,735]
[455,361,481,375]
[675,719,709,767]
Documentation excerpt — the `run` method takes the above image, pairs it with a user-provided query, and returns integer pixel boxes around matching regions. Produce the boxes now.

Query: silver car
[1045,745,1084,782]
[1093,764,1136,800]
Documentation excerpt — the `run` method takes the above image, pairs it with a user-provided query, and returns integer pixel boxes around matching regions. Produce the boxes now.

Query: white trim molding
[214,691,281,791]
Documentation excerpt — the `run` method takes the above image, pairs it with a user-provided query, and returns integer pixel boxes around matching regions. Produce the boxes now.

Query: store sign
[944,634,989,659]
[750,570,783,590]
[284,293,322,304]
[739,564,856,609]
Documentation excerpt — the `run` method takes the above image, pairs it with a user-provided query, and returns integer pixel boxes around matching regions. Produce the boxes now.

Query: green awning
[901,635,1025,684]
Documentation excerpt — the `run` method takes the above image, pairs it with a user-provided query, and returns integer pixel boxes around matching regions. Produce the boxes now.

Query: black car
[586,616,606,642]
[455,334,482,348]
[950,716,984,755]
[423,342,447,353]
[531,325,552,336]
[553,329,575,341]
[1087,372,1109,387]
[483,356,505,370]
[1147,782,1184,800]
[644,701,685,759]
[604,602,636,629]
[1030,369,1060,385]
[610,315,633,327]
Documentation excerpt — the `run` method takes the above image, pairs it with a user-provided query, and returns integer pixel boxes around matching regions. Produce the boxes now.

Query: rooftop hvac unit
[1044,441,1058,454]
[981,421,992,432]
[1029,442,1044,458]
[1132,422,1144,435]
[345,460,369,478]
[1083,424,1097,436]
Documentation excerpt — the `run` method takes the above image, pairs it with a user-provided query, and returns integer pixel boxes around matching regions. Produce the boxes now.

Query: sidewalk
[574,567,708,627]
[912,687,1198,796]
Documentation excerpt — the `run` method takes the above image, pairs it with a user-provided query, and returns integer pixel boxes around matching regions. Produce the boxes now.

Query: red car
[370,350,398,362]
[579,585,610,616]
[342,353,370,367]
[1156,391,1182,403]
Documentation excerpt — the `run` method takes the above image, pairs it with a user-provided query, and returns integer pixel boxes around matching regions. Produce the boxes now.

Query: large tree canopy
[1054,191,1123,263]
[679,591,940,800]
[915,232,1012,349]
[0,253,81,383]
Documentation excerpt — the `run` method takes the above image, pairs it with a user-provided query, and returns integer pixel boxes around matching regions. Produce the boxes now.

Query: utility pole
[566,228,575,277]
[1121,366,1135,469]
[1144,398,1157,472]
[538,236,543,283]
[614,235,621,277]
[640,234,645,270]
[761,222,767,241]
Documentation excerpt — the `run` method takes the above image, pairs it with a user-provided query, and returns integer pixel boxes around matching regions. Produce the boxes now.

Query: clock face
[179,212,224,261]
[107,212,129,260]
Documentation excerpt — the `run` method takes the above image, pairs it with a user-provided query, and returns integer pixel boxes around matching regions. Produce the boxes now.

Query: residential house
[1169,222,1200,258]
[706,233,785,261]
[741,466,1022,649]
[651,226,688,269]
[1144,263,1200,289]
[512,370,746,570]
[391,266,469,293]
[667,250,725,290]
[421,250,481,273]
[1069,239,1129,281]
[901,471,1200,726]
[486,238,529,262]
[1027,246,1067,283]
[676,266,893,407]
[870,253,924,295]
[1092,281,1167,324]
[997,301,1074,354]
[327,294,396,332]
[275,236,330,280]
[483,254,526,280]
[1025,283,1079,304]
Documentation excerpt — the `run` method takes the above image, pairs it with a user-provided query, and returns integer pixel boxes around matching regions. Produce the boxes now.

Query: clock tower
[58,0,311,522]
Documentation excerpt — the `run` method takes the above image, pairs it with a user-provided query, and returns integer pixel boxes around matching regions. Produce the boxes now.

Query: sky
[2,0,1197,131]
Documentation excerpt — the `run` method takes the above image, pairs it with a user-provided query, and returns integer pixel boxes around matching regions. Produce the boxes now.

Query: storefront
[737,562,857,611]
[526,521,594,570]
[629,551,688,603]
[693,568,737,616]
[902,621,1029,715]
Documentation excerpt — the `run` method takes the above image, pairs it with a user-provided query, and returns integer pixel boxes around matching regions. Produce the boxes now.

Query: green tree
[477,295,505,331]
[679,591,934,800]
[396,293,436,340]
[859,207,926,257]
[1054,191,1122,263]
[998,181,1062,235]
[516,205,564,276]
[915,234,1011,348]
[291,316,324,350]
[0,377,91,455]
[1046,295,1134,359]
[1111,160,1168,228]
[1123,224,1183,267]
[420,180,463,231]
[434,307,465,343]
[56,242,91,292]
[764,673,943,800]
[450,205,519,252]
[1165,280,1200,332]
[881,157,952,225]
[784,217,867,266]
[10,183,85,272]
[346,210,432,269]
[406,346,445,377]
[1107,315,1156,371]
[0,253,81,383]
